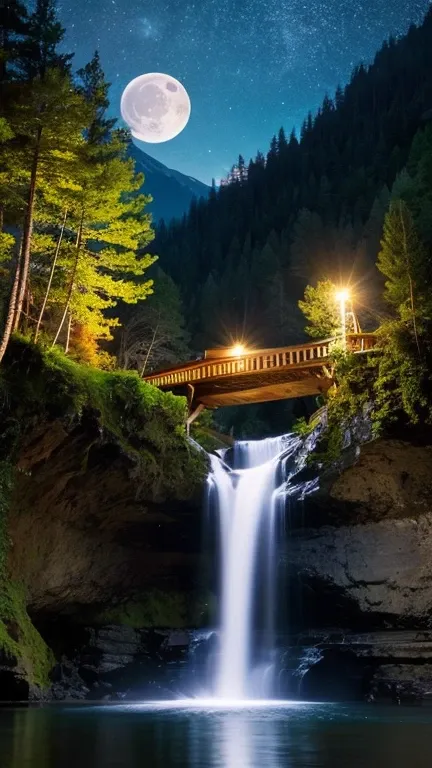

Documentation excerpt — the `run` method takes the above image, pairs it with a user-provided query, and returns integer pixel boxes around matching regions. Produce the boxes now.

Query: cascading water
[208,433,313,701]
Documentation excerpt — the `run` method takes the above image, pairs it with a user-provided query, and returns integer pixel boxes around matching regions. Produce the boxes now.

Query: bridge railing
[143,334,377,388]
[145,333,376,387]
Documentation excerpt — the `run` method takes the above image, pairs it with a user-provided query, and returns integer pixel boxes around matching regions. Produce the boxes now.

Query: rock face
[280,630,432,704]
[286,439,432,628]
[7,412,204,618]
[279,437,432,701]
[0,339,209,700]
[288,514,432,624]
[48,623,205,701]
[326,439,432,522]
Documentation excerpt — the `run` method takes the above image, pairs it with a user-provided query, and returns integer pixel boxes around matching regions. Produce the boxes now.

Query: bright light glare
[231,344,247,356]
[335,289,350,302]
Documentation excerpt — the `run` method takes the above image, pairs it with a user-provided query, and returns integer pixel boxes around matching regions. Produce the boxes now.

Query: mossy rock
[0,581,54,689]
[91,590,217,629]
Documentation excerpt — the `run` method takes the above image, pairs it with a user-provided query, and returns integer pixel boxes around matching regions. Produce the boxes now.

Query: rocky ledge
[285,439,432,629]
[282,629,432,704]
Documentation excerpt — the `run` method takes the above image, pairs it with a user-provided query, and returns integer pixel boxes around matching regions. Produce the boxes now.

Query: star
[59,0,431,183]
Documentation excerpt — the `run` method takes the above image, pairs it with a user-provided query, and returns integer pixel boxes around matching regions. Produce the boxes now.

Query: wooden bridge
[143,333,377,426]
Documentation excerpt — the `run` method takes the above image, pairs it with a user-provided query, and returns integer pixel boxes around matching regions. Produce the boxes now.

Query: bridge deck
[143,334,376,409]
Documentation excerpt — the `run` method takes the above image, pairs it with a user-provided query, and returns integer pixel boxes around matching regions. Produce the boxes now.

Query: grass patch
[0,580,54,688]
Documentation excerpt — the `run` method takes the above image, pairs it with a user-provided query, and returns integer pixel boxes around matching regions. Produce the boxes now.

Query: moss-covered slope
[0,336,207,499]
[0,337,208,692]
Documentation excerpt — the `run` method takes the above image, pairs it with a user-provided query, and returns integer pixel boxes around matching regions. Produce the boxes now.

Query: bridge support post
[186,403,205,436]
[185,383,205,436]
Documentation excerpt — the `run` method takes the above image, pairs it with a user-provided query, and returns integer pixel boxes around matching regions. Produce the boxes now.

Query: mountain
[155,7,432,352]
[128,143,210,224]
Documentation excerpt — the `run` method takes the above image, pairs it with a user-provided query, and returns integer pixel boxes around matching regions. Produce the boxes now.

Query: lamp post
[335,289,349,351]
[230,343,246,357]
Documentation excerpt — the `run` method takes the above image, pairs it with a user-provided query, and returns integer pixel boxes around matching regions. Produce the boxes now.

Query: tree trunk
[140,324,159,376]
[52,213,83,348]
[34,208,68,342]
[0,246,23,362]
[12,127,42,332]
[119,329,128,369]
[65,313,72,353]
[23,284,31,333]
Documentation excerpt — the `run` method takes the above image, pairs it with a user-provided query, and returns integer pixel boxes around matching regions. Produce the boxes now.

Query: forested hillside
[155,8,432,352]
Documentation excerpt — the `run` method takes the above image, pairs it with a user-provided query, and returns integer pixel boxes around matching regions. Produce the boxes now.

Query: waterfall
[208,433,308,701]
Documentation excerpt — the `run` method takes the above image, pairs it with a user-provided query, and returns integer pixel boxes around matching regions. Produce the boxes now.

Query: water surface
[1,701,432,767]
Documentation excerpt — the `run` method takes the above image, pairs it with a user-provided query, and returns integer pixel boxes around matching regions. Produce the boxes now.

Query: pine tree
[76,51,116,145]
[277,127,287,153]
[377,199,429,353]
[51,131,156,346]
[16,0,73,80]
[0,72,89,358]
[237,154,247,183]
[0,0,28,87]
[0,0,83,360]
[195,273,220,349]
[34,51,115,341]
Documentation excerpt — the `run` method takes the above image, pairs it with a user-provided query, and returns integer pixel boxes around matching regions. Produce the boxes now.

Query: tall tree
[34,50,116,341]
[0,0,81,360]
[0,70,89,358]
[377,199,429,354]
[50,131,156,347]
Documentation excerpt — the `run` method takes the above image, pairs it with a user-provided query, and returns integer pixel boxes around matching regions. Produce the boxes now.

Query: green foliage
[373,197,432,428]
[0,118,14,143]
[291,417,313,437]
[372,321,432,431]
[298,279,342,338]
[0,336,208,497]
[0,580,54,688]
[0,461,13,572]
[93,590,215,629]
[50,128,156,343]
[309,353,375,466]
[378,199,430,329]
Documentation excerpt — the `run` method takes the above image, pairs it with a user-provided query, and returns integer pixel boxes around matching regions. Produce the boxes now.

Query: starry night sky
[59,0,431,184]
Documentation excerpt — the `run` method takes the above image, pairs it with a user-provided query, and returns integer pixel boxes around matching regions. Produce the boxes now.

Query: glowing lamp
[335,288,350,302]
[231,344,246,356]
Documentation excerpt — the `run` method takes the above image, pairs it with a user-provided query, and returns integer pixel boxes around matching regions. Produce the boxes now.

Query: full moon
[120,72,191,144]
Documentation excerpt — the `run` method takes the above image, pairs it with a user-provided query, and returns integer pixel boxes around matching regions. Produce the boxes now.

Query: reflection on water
[2,702,432,768]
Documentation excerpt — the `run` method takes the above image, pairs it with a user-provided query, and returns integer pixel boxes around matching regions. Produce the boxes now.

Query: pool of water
[1,700,432,767]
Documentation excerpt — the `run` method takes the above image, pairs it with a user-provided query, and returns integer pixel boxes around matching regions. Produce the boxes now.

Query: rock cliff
[281,436,432,703]
[0,338,208,699]
[286,439,432,627]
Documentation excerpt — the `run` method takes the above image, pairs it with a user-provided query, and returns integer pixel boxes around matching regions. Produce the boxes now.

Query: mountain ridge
[128,143,209,224]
